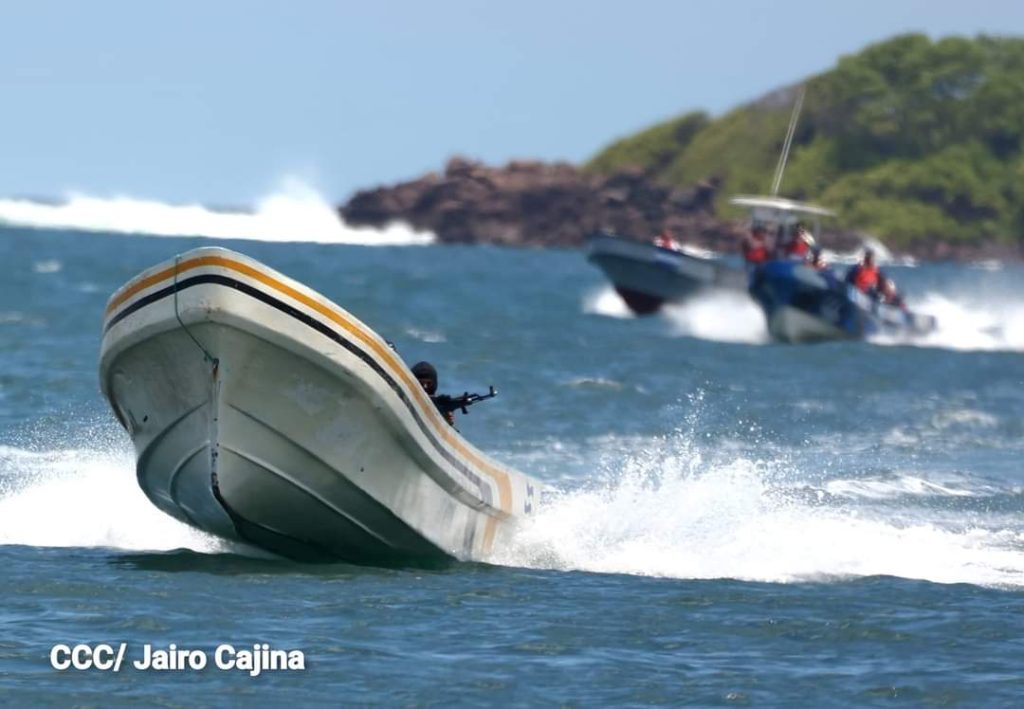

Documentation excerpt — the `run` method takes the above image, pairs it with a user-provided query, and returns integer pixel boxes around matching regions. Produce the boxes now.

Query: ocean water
[1,197,1023,705]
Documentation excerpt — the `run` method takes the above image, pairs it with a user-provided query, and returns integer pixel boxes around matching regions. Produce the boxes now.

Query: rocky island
[343,157,750,251]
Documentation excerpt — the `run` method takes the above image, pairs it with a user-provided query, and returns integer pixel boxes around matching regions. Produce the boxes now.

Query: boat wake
[0,177,434,246]
[582,286,634,319]
[492,434,1024,588]
[4,424,1021,587]
[662,291,767,344]
[583,285,768,343]
[0,433,228,554]
[873,292,1024,352]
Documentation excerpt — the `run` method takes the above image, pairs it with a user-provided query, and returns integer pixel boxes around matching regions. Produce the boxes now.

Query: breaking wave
[0,177,434,246]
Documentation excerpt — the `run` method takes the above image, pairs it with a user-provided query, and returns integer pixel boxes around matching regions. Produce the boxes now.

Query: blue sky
[1,1,1022,205]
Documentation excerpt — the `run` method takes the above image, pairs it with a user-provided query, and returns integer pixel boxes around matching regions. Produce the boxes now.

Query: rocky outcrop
[340,156,1017,260]
[341,157,750,251]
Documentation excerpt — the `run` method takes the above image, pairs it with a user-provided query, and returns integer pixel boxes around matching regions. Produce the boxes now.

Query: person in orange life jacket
[742,225,770,265]
[846,248,880,293]
[877,274,907,310]
[411,361,455,426]
[785,224,814,259]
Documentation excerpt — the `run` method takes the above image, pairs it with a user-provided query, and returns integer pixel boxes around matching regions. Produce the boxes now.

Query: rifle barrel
[433,386,497,416]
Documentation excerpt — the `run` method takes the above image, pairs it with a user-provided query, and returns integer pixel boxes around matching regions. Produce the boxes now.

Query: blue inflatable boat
[748,260,937,343]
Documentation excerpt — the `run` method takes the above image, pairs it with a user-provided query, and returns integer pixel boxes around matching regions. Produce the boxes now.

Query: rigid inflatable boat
[99,247,539,564]
[749,260,937,343]
[585,231,747,315]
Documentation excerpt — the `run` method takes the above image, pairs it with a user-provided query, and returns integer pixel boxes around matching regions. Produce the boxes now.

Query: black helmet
[411,361,438,394]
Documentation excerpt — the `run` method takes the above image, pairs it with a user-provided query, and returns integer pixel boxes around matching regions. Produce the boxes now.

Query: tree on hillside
[586,33,1024,247]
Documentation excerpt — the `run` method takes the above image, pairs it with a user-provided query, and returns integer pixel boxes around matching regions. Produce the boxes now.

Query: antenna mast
[770,85,805,197]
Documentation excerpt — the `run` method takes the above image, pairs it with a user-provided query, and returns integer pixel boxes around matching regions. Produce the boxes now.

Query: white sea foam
[824,474,981,500]
[874,292,1024,352]
[0,177,434,246]
[564,377,625,390]
[0,311,27,325]
[582,285,769,343]
[663,290,768,344]
[32,259,62,274]
[929,408,999,430]
[0,442,225,553]
[493,435,1024,588]
[581,286,634,319]
[404,327,447,343]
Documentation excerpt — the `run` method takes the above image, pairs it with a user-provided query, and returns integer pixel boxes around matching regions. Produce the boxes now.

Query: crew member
[653,228,681,251]
[742,225,770,265]
[785,224,814,259]
[809,246,829,271]
[877,275,906,310]
[411,361,455,426]
[846,248,879,294]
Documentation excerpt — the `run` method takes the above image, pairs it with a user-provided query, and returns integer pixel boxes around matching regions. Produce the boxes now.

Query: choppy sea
[1,192,1023,705]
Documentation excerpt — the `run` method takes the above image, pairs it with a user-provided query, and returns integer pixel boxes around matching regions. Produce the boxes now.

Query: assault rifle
[433,386,497,416]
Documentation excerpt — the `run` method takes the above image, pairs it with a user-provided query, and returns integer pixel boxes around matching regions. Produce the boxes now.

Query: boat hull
[100,248,539,563]
[767,305,850,343]
[749,261,937,344]
[586,232,747,315]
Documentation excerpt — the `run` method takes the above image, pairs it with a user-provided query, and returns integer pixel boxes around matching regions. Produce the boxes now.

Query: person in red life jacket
[653,228,681,251]
[742,225,770,265]
[846,248,880,293]
[785,224,814,259]
[877,274,907,310]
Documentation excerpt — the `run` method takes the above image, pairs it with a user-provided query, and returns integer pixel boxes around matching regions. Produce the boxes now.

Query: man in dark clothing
[411,361,455,426]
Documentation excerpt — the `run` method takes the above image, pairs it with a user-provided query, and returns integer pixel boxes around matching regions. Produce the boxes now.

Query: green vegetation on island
[586,34,1024,249]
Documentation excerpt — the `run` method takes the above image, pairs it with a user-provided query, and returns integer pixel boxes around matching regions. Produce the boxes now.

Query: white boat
[99,247,540,564]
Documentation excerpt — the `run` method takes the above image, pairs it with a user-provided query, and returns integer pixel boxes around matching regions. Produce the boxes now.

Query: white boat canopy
[729,195,836,223]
